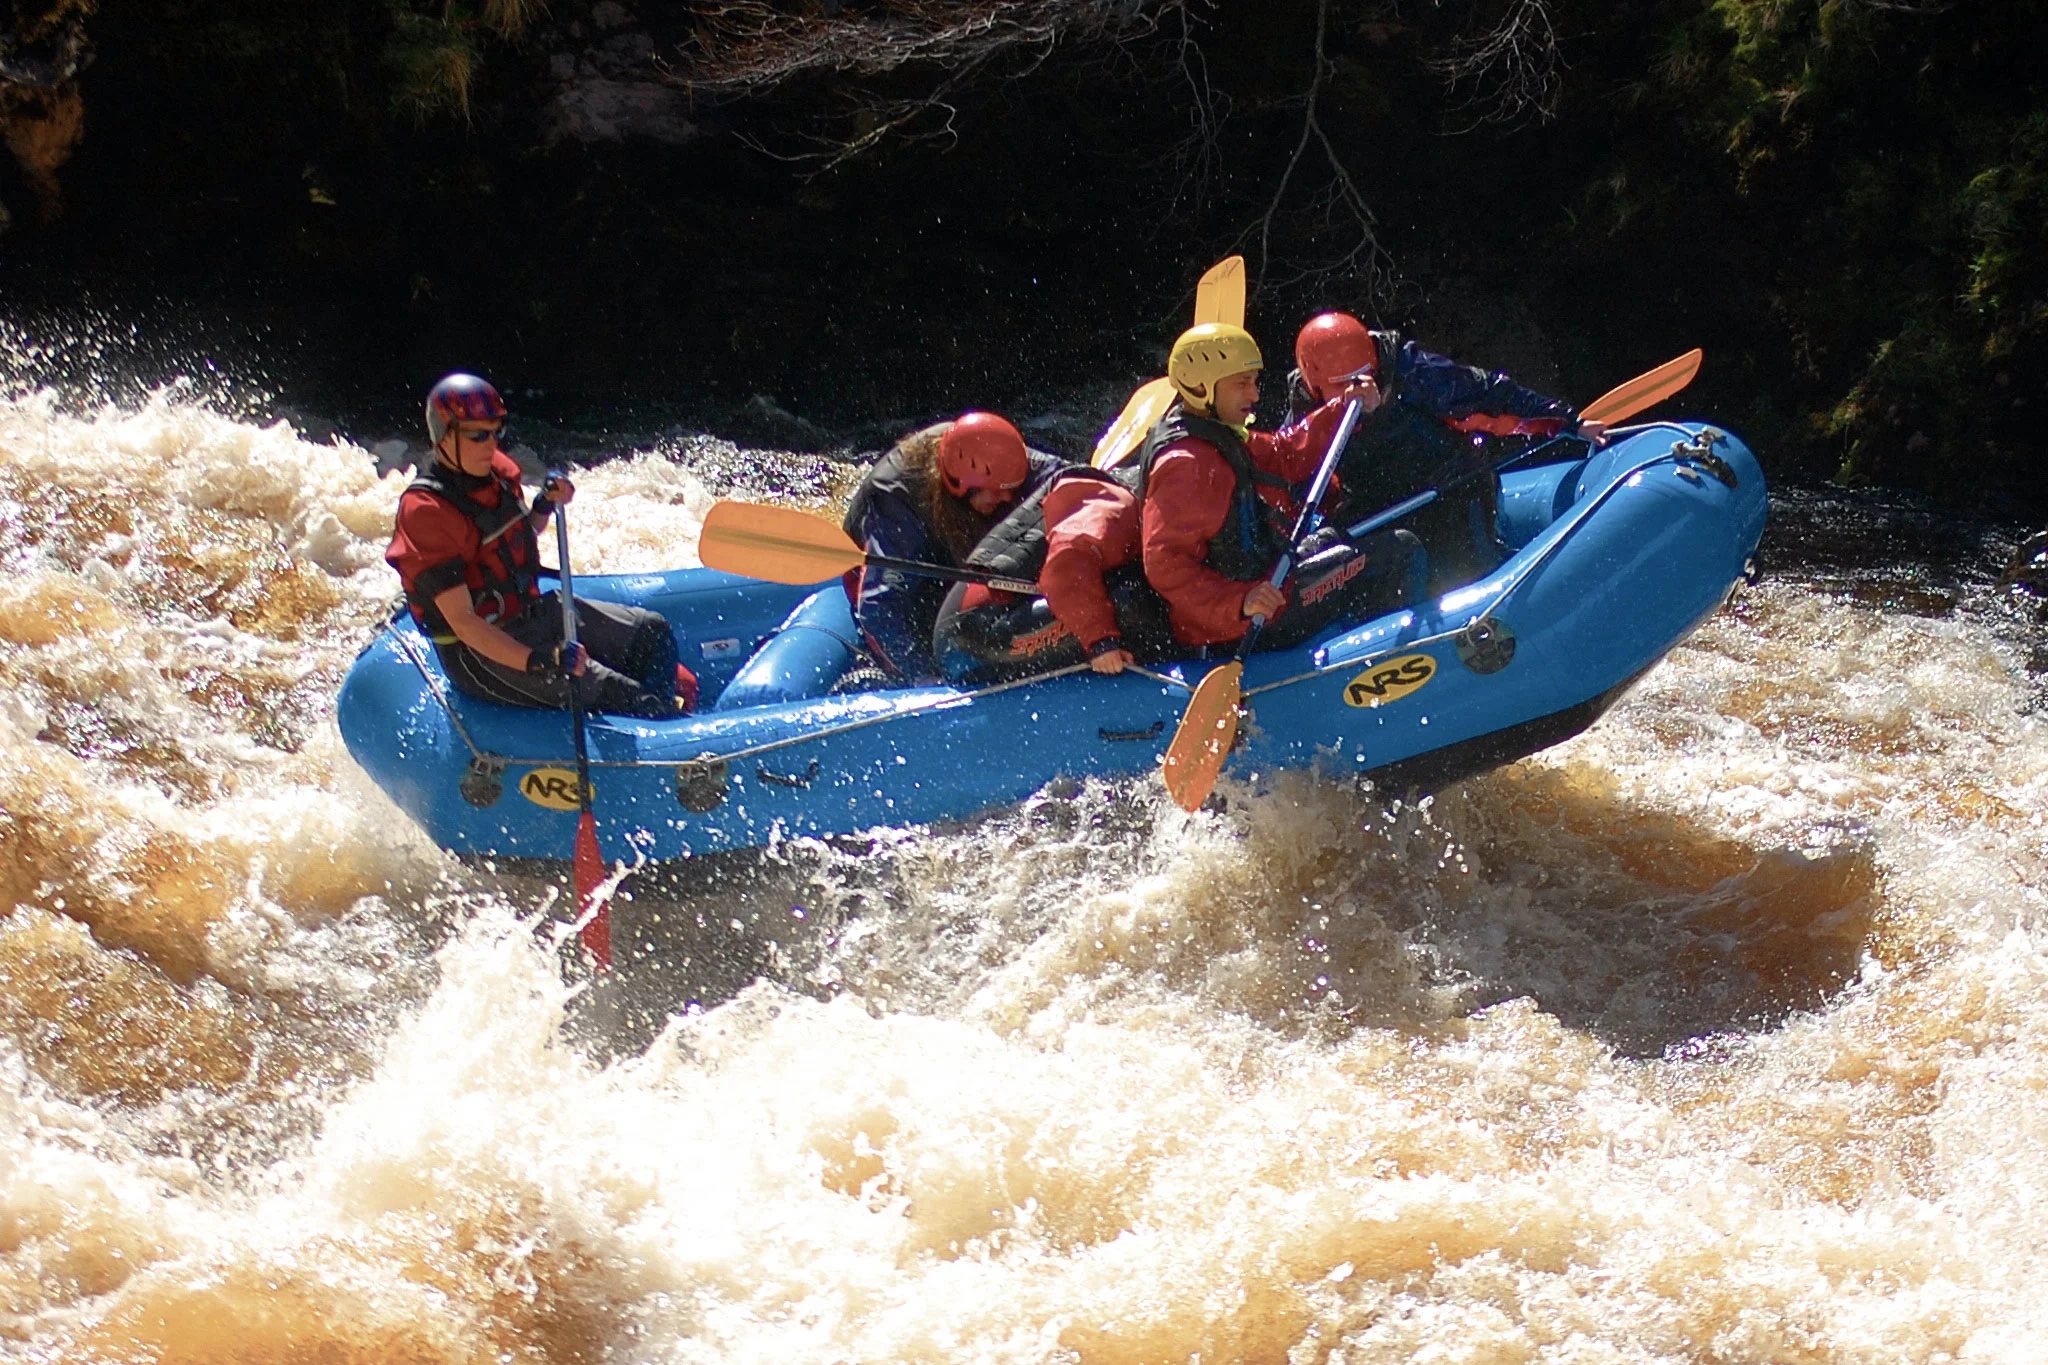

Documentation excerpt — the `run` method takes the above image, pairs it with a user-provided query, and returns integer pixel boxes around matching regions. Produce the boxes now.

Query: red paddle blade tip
[573,812,612,969]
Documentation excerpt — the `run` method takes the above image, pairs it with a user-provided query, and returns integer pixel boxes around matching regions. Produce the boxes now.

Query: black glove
[525,641,588,677]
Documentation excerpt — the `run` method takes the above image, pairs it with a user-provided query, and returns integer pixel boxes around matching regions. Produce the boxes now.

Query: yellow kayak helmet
[1167,322,1264,412]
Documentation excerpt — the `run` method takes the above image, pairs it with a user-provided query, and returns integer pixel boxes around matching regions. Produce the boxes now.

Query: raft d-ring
[459,755,506,808]
[1455,616,1517,675]
[1673,428,1737,488]
[675,760,729,813]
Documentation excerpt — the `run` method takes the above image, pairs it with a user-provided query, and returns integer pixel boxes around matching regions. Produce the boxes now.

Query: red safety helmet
[425,373,508,444]
[937,411,1029,498]
[1294,313,1380,402]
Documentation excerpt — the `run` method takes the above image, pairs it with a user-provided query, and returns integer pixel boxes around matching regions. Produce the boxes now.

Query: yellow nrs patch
[1343,654,1437,707]
[519,767,591,811]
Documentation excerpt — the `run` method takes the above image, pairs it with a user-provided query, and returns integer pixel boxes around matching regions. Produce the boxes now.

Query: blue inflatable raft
[338,422,1766,863]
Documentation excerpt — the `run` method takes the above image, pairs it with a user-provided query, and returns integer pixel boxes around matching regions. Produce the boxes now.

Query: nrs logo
[1343,654,1437,707]
[519,767,592,810]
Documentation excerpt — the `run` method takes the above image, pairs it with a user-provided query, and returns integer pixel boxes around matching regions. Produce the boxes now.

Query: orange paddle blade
[1092,377,1177,470]
[1163,661,1244,812]
[573,811,611,969]
[1581,349,1703,427]
[699,501,863,585]
[1194,255,1246,328]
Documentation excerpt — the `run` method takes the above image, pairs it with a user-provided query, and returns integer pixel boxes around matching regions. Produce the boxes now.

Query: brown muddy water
[3,382,2047,1364]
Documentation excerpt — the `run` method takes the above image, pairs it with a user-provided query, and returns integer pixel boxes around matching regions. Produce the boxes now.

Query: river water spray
[3,374,2047,1364]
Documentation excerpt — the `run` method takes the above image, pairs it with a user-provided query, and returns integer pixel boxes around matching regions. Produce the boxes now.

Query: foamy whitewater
[4,373,2048,1364]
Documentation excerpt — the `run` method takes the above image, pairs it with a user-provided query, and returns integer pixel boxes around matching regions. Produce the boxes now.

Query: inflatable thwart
[337,422,1767,864]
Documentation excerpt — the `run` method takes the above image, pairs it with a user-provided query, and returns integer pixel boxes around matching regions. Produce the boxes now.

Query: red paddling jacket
[385,449,544,643]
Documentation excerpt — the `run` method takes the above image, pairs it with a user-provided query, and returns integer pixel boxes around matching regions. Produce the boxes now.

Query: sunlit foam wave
[550,568,2048,1360]
[521,449,714,574]
[0,387,710,1286]
[36,899,2047,1364]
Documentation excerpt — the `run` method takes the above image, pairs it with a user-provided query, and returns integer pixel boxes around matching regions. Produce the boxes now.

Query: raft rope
[1242,433,1723,702]
[381,613,1132,773]
[381,606,497,765]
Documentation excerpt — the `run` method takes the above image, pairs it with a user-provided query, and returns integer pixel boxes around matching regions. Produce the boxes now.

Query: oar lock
[1669,427,1737,488]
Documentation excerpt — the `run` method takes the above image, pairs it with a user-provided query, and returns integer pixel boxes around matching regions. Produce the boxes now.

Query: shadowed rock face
[542,4,693,148]
[0,0,90,221]
[545,76,695,147]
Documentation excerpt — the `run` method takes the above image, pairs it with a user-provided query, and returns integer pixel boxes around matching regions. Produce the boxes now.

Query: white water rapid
[4,377,2048,1364]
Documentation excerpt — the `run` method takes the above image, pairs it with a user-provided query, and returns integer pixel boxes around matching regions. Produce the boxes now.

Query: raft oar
[1092,255,1246,470]
[1193,253,1245,328]
[1090,379,1177,471]
[699,500,1041,594]
[1163,394,1365,812]
[1581,348,1702,426]
[1159,348,1706,812]
[552,497,611,970]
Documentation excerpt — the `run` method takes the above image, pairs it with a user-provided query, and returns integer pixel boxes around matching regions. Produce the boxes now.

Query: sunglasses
[456,426,504,445]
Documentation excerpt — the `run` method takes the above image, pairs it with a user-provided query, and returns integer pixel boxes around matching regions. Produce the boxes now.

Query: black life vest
[1137,405,1295,581]
[1338,398,1470,510]
[964,466,1137,581]
[842,442,939,549]
[402,463,543,641]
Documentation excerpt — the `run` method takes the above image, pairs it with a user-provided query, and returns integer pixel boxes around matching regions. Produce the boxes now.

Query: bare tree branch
[675,0,1187,167]
[1232,0,1394,307]
[1160,2,1228,220]
[1428,0,1563,134]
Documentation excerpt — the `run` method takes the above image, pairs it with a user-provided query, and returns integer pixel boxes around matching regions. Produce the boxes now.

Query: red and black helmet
[937,412,1030,498]
[425,373,508,444]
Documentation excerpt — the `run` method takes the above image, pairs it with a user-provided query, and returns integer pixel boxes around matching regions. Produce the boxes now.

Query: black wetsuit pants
[932,568,1177,685]
[931,530,1427,683]
[1252,527,1428,652]
[435,591,681,718]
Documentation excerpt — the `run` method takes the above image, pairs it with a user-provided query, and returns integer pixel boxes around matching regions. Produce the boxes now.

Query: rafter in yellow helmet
[1167,323,1264,413]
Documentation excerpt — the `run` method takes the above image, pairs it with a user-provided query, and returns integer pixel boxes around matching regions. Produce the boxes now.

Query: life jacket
[964,466,1137,582]
[401,463,543,642]
[1137,406,1295,581]
[1338,396,1471,510]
